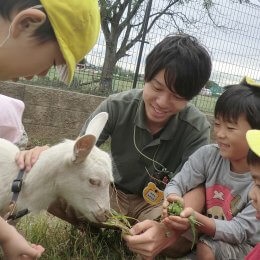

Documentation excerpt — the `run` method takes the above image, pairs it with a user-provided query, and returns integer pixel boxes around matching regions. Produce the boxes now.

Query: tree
[98,0,251,94]
[205,80,216,89]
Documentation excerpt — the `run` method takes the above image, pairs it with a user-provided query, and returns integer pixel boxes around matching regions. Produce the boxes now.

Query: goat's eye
[89,178,101,186]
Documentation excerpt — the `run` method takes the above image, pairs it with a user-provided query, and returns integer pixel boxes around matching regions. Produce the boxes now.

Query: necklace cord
[133,126,173,185]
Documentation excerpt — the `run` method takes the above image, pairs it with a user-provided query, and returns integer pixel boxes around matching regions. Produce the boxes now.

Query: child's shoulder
[196,143,220,155]
[190,144,223,166]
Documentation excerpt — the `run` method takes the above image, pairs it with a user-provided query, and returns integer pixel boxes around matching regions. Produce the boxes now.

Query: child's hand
[162,194,184,219]
[162,195,189,234]
[179,207,195,219]
[162,213,190,233]
[163,206,196,232]
[1,225,45,259]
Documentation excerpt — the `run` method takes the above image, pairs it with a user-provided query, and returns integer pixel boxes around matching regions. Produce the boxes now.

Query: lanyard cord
[133,125,173,177]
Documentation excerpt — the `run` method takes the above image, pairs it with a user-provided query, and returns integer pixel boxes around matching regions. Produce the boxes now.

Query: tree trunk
[98,45,117,95]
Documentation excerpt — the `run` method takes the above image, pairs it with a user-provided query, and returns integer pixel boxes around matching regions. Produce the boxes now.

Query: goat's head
[56,112,113,223]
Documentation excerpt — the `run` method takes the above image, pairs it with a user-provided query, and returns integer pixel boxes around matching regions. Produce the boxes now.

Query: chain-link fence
[20,0,260,114]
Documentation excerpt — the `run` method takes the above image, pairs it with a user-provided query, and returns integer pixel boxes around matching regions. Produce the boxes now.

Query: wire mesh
[19,0,260,114]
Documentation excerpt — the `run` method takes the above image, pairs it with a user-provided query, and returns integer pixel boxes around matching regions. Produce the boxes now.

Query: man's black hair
[247,148,260,166]
[0,0,55,43]
[144,33,212,100]
[214,84,260,129]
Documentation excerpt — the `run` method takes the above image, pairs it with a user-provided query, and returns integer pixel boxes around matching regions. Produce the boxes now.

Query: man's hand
[15,145,49,172]
[123,220,179,260]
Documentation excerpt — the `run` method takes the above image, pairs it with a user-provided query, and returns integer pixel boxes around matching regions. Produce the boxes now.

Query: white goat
[0,112,113,223]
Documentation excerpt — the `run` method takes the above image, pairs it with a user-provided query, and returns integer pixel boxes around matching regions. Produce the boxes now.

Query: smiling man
[78,34,212,204]
[78,33,211,257]
[17,33,212,258]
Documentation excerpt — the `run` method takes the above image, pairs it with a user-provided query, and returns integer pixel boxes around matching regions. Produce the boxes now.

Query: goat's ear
[72,135,96,164]
[72,112,108,164]
[84,112,108,140]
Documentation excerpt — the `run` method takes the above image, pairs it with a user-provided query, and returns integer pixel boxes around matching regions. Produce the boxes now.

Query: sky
[87,0,260,87]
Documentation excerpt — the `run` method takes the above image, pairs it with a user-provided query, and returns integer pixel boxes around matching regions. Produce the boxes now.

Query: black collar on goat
[4,169,29,222]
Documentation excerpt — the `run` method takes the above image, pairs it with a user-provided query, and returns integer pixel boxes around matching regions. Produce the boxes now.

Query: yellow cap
[40,0,100,84]
[240,76,260,88]
[246,130,260,157]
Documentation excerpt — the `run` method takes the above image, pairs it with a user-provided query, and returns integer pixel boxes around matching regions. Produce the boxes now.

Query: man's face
[143,70,188,133]
[249,164,260,219]
[214,115,251,162]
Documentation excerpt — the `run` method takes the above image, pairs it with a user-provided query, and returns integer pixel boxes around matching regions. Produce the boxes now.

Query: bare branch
[119,0,146,30]
[98,0,253,92]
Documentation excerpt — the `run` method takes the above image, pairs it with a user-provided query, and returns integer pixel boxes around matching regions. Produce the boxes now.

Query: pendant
[143,182,164,205]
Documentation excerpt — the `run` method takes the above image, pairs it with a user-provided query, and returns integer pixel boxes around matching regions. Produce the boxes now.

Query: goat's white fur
[0,112,113,223]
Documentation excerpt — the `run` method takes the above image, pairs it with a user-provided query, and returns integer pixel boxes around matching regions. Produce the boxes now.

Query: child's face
[0,12,65,81]
[249,164,260,219]
[214,115,251,161]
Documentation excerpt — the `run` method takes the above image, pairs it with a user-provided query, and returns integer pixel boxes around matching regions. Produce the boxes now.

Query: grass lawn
[14,212,136,260]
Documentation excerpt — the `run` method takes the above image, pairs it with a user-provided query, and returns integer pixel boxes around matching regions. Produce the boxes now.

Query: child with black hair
[0,0,100,258]
[0,0,99,84]
[163,77,260,259]
[245,130,260,260]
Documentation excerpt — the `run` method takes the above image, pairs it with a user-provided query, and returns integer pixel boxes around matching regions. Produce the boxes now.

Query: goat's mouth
[79,197,110,223]
[92,212,108,223]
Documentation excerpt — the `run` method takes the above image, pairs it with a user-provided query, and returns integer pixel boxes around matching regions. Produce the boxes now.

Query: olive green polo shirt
[80,89,210,196]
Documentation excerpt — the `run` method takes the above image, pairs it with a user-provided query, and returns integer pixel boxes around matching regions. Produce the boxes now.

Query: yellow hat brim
[241,76,260,88]
[40,0,100,84]
[246,130,260,157]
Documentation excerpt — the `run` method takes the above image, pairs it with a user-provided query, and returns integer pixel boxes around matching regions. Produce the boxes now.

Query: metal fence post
[133,0,153,89]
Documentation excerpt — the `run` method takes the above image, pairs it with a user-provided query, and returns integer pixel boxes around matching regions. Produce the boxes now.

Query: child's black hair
[144,33,212,100]
[215,84,260,129]
[0,0,55,43]
[247,148,260,166]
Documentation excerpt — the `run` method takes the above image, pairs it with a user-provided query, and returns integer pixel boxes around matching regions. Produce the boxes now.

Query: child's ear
[11,9,46,38]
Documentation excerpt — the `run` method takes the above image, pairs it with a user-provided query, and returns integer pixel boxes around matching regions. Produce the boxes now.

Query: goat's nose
[104,209,110,220]
[95,209,109,222]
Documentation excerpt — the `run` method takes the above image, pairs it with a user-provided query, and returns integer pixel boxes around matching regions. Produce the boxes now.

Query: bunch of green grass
[167,201,202,250]
[103,209,137,235]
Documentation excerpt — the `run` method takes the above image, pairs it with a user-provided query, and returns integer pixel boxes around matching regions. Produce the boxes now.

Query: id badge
[143,182,164,205]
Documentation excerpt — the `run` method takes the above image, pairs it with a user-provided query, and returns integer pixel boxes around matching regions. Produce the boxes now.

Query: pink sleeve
[0,94,25,143]
[245,243,260,260]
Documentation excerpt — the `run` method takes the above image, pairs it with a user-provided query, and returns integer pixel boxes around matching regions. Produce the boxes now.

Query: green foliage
[167,200,184,216]
[114,66,135,80]
[167,201,202,250]
[16,213,135,260]
[103,209,134,235]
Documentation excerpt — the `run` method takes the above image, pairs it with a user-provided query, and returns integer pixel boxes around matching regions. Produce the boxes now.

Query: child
[0,0,100,84]
[245,129,260,259]
[0,94,28,149]
[0,0,100,258]
[163,79,260,259]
